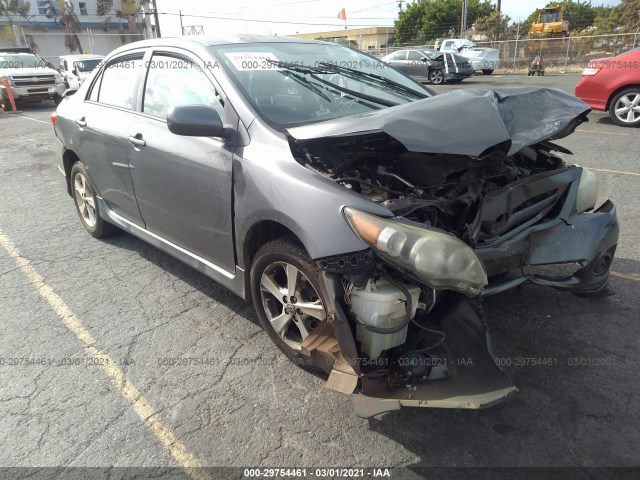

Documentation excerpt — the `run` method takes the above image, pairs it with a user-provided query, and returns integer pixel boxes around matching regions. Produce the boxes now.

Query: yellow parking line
[611,271,640,282]
[0,231,212,480]
[575,129,631,136]
[586,167,640,177]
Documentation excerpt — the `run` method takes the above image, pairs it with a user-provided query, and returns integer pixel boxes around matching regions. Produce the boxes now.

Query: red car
[575,47,640,127]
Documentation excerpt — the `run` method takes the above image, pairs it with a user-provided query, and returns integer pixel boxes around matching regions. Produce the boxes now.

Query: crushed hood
[287,88,590,156]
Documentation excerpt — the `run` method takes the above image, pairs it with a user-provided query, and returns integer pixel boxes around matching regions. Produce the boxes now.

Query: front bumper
[477,200,619,296]
[1,83,65,102]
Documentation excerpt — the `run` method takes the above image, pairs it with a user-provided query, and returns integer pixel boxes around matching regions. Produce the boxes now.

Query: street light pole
[151,0,161,38]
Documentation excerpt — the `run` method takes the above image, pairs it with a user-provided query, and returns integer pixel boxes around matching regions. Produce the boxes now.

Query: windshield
[212,42,431,128]
[0,54,44,69]
[540,12,560,22]
[74,59,103,72]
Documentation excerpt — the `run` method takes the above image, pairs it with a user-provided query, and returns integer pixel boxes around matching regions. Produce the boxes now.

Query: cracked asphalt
[1,73,639,475]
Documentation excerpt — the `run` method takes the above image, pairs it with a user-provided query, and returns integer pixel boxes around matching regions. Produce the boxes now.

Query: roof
[59,54,105,60]
[121,34,324,49]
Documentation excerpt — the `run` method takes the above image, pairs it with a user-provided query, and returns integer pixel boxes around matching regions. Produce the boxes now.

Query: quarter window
[142,54,224,120]
[391,51,406,60]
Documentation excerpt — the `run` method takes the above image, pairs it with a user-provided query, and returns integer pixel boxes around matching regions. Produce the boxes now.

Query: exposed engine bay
[292,132,567,247]
[289,134,580,414]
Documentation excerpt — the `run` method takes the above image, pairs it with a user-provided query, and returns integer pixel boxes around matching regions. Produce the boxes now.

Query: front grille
[10,75,56,87]
[473,168,580,245]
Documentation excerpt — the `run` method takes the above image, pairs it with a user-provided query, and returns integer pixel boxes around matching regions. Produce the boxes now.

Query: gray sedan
[52,36,618,417]
[381,48,473,84]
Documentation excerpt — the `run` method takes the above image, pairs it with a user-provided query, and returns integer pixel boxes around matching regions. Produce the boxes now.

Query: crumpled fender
[287,88,590,156]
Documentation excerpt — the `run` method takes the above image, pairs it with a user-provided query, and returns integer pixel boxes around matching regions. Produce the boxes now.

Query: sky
[155,0,621,37]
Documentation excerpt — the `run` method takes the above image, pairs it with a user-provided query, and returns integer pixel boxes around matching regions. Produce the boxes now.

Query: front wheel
[53,95,62,106]
[429,69,444,85]
[70,162,118,238]
[250,238,328,370]
[608,88,640,127]
[482,69,494,75]
[1,94,12,111]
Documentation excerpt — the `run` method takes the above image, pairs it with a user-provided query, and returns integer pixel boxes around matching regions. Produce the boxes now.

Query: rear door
[405,50,427,78]
[127,50,236,271]
[74,52,146,225]
[385,50,408,73]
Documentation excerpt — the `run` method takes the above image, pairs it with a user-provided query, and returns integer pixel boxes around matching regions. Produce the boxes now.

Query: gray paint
[287,88,591,156]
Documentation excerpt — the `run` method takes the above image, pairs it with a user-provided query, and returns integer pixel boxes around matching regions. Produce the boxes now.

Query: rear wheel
[70,162,118,238]
[429,69,444,85]
[482,69,494,75]
[608,88,640,127]
[250,238,328,370]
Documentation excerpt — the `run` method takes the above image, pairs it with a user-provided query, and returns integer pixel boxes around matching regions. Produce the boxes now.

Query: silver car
[381,48,473,84]
[53,36,619,417]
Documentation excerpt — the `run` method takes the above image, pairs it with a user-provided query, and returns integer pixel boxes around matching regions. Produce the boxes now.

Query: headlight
[343,207,488,296]
[0,76,13,87]
[54,74,63,84]
[576,167,599,213]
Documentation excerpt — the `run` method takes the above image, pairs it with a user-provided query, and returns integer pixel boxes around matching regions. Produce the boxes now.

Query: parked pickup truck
[0,47,65,111]
[438,38,500,75]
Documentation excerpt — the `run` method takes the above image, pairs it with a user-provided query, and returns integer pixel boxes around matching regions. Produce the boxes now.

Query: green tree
[524,1,611,33]
[595,0,640,32]
[473,10,511,40]
[41,0,83,53]
[0,0,30,18]
[395,0,495,44]
[97,0,143,34]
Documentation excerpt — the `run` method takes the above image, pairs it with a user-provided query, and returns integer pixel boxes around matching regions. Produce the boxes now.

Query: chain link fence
[368,32,640,72]
[1,27,147,65]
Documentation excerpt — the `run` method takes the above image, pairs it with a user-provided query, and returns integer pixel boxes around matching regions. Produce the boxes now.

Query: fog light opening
[595,253,612,275]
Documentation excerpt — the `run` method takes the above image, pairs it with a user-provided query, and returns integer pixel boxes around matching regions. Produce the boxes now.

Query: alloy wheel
[614,92,640,124]
[259,261,326,350]
[73,172,97,228]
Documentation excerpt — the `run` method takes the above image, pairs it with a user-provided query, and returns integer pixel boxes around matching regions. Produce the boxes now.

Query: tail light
[50,111,57,126]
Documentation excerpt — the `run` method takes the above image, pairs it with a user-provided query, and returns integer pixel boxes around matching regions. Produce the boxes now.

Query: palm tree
[42,0,83,53]
[97,0,143,40]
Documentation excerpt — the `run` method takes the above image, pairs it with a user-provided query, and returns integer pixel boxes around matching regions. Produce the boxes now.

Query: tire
[482,69,494,75]
[53,95,62,106]
[1,94,11,111]
[608,88,640,127]
[250,237,329,370]
[70,162,118,238]
[429,69,444,85]
[527,72,532,76]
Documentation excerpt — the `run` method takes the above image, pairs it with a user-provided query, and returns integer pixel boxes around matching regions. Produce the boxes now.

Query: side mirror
[167,105,224,137]
[72,68,77,75]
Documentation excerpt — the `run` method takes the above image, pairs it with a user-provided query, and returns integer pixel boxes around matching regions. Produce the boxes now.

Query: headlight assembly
[343,207,488,296]
[576,167,599,213]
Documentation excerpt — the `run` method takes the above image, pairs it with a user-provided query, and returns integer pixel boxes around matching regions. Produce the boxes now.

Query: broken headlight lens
[576,167,599,213]
[343,207,488,296]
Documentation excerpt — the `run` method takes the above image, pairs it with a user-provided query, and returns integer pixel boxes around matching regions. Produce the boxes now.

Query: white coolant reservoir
[351,278,421,359]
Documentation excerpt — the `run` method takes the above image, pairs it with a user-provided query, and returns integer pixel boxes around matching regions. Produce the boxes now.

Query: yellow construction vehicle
[528,6,570,37]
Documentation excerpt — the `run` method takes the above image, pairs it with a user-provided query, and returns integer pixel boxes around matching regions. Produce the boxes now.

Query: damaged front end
[288,88,619,417]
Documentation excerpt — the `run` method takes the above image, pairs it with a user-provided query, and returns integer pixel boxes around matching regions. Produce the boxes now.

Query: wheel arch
[241,220,300,302]
[606,84,640,112]
[62,149,81,196]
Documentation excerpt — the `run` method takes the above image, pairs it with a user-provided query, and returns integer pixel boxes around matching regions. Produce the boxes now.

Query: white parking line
[0,111,50,124]
[0,231,213,480]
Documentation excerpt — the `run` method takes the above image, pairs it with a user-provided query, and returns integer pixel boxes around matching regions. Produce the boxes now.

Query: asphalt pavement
[1,72,639,477]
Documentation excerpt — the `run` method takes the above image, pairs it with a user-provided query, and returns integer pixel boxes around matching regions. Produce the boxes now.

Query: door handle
[76,117,87,127]
[128,134,146,148]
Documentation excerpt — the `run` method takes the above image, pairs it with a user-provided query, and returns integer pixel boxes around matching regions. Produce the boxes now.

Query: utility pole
[179,10,184,35]
[460,0,468,36]
[497,0,501,12]
[151,0,161,38]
